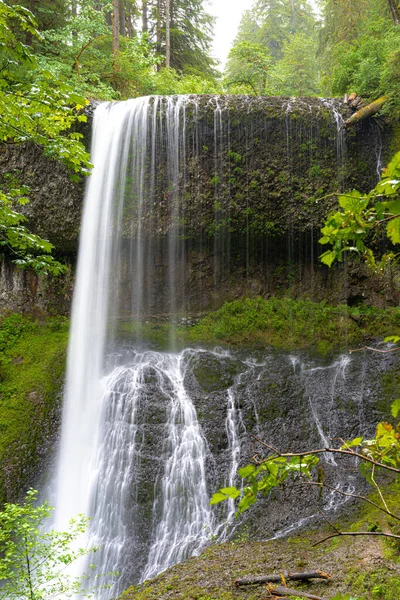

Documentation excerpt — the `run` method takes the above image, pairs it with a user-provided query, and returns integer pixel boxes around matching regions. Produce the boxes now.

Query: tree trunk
[71,0,78,38]
[126,1,134,37]
[388,0,400,25]
[26,0,35,45]
[119,0,126,36]
[290,0,295,33]
[156,0,162,70]
[165,0,171,67]
[112,0,120,59]
[142,0,148,33]
[345,96,387,128]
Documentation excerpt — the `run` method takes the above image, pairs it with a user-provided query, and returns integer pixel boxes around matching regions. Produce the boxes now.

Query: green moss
[0,314,69,502]
[116,298,400,354]
[379,371,400,415]
[187,297,400,352]
[347,569,400,600]
[257,398,282,422]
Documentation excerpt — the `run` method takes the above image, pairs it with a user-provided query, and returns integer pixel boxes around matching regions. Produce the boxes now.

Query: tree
[225,42,271,94]
[388,0,400,25]
[112,0,120,60]
[225,0,319,96]
[232,0,317,62]
[0,489,98,600]
[318,0,400,109]
[0,0,91,274]
[267,31,320,95]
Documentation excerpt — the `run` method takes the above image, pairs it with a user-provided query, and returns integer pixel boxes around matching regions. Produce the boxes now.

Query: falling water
[51,96,391,598]
[141,351,213,581]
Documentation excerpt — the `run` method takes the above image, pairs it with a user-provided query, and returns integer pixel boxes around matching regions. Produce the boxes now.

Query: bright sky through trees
[209,0,320,66]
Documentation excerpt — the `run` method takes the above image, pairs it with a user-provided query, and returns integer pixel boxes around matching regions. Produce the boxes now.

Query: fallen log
[266,584,328,600]
[349,96,363,109]
[235,570,332,587]
[347,92,357,104]
[345,96,387,128]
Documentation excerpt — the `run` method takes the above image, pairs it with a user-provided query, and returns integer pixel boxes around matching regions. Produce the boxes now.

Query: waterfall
[51,96,390,598]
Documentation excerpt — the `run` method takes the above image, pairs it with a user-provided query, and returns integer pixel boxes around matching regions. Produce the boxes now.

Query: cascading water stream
[50,95,391,598]
[141,351,213,581]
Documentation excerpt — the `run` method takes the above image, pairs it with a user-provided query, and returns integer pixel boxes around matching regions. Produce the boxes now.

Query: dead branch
[313,530,400,547]
[300,481,400,523]
[266,584,328,599]
[348,346,400,354]
[235,570,332,587]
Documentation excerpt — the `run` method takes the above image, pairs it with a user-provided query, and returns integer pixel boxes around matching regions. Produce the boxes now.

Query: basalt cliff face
[0,95,397,315]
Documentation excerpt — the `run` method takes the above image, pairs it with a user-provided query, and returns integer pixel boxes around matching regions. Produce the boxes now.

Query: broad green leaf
[384,336,400,344]
[386,217,400,244]
[210,491,230,505]
[391,399,400,419]
[219,487,241,499]
[237,492,256,514]
[338,190,367,211]
[319,250,336,267]
[341,437,363,449]
[238,464,256,478]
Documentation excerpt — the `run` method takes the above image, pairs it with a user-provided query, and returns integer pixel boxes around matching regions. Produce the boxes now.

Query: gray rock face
[0,143,84,253]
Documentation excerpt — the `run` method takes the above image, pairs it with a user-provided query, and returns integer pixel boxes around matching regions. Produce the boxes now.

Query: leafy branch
[318,151,400,271]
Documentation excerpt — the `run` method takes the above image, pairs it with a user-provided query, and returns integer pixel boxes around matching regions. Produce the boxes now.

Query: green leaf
[342,437,363,449]
[391,399,400,419]
[238,464,256,478]
[210,491,230,505]
[319,250,336,267]
[384,336,400,344]
[219,487,241,499]
[386,217,400,244]
[338,190,368,211]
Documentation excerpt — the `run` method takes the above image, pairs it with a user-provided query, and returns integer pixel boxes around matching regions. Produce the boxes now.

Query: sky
[208,0,254,67]
[208,0,320,68]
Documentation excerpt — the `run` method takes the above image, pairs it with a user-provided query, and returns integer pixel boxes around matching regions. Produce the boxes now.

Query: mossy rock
[0,313,69,503]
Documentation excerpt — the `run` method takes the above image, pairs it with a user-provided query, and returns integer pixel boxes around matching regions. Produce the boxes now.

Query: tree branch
[313,530,400,547]
[250,434,400,475]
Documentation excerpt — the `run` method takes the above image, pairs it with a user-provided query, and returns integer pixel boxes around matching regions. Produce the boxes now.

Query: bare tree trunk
[165,0,170,67]
[290,0,295,33]
[71,0,78,38]
[142,0,148,32]
[388,0,400,25]
[26,0,36,45]
[119,0,126,36]
[112,0,120,59]
[126,1,134,37]
[156,0,162,70]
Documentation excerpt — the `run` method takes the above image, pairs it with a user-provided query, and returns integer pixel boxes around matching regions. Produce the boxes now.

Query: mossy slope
[118,297,400,354]
[0,314,69,502]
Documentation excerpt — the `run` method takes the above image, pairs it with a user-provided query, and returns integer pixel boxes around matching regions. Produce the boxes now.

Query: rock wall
[0,95,397,315]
